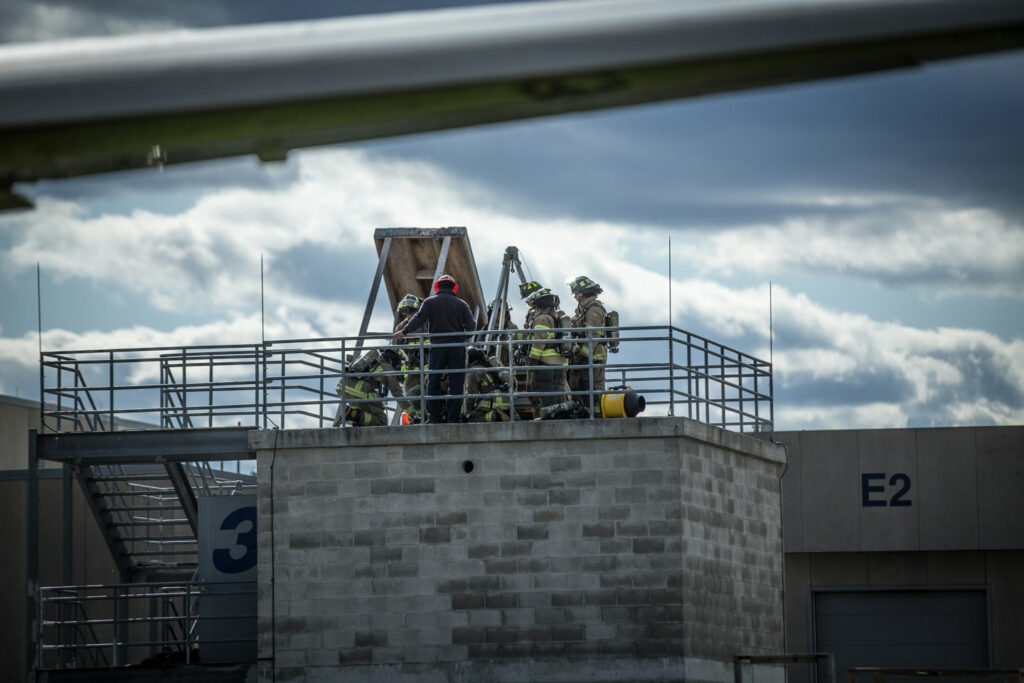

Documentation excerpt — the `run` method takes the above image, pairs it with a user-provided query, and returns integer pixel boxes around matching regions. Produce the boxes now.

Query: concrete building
[253,418,786,682]
[776,427,1024,680]
[5,389,1023,681]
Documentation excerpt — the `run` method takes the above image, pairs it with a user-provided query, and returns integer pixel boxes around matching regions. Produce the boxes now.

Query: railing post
[418,341,427,424]
[149,595,158,660]
[587,330,595,419]
[686,333,693,420]
[185,581,192,663]
[280,351,286,429]
[754,360,760,434]
[256,344,263,429]
[39,352,46,433]
[160,359,166,429]
[208,355,214,428]
[108,351,115,431]
[668,326,675,417]
[741,356,749,430]
[111,587,119,666]
[338,339,347,428]
[319,356,326,427]
[56,357,63,433]
[719,345,726,430]
[507,335,516,422]
[181,348,188,428]
[703,340,710,426]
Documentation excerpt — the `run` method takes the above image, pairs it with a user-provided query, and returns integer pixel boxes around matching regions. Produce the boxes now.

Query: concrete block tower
[254,417,785,682]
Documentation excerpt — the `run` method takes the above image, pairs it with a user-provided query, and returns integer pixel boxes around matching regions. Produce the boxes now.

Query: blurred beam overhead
[1,0,1023,208]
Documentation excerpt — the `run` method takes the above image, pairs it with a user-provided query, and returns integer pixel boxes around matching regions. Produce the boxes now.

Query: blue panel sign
[198,495,257,664]
[199,495,257,582]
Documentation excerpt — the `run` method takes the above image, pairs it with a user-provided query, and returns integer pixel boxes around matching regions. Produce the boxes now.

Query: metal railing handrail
[41,324,772,436]
[38,579,256,669]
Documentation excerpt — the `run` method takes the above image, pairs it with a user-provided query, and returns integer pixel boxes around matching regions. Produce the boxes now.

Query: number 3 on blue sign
[213,505,257,573]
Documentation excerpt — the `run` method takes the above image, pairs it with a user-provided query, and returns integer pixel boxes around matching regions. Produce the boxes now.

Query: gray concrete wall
[253,417,786,682]
[777,427,1024,553]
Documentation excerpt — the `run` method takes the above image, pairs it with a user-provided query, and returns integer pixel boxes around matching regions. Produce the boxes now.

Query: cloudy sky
[1,1,1022,431]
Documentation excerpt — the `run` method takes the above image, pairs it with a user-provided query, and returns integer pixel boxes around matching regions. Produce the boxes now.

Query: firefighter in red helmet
[393,274,476,423]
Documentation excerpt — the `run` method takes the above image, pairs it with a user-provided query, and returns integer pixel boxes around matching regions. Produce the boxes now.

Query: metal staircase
[76,460,254,581]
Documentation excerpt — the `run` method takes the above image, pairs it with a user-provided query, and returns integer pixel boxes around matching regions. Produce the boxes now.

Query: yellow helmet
[397,294,421,316]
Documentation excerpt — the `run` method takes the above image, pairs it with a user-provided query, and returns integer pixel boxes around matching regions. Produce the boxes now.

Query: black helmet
[519,281,542,300]
[527,287,556,309]
[381,347,403,368]
[466,345,488,366]
[568,275,602,296]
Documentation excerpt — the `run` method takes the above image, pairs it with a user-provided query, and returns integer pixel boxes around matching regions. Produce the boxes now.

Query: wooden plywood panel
[373,227,488,327]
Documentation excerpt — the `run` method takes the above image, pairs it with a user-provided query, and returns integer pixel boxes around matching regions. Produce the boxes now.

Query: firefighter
[393,274,476,424]
[334,348,404,427]
[486,297,519,369]
[462,346,511,422]
[567,275,609,416]
[525,288,568,409]
[394,294,427,423]
[394,294,421,332]
[519,281,542,332]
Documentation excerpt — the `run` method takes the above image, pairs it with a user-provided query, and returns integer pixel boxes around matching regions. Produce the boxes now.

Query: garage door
[814,590,988,680]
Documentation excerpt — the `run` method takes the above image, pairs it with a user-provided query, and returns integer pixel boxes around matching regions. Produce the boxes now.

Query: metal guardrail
[38,579,256,670]
[40,325,772,435]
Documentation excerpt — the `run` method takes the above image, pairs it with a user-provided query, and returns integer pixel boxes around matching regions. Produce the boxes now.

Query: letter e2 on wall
[861,472,912,507]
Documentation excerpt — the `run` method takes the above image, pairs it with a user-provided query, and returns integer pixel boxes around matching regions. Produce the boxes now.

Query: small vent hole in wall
[462,460,474,474]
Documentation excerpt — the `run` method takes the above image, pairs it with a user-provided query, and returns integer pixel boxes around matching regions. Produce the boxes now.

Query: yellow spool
[600,386,645,418]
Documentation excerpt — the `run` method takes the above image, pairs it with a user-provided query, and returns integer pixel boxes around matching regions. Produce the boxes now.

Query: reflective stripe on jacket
[572,297,608,362]
[529,311,567,366]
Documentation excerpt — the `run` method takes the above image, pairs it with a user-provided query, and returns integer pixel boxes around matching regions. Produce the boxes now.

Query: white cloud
[776,402,910,432]
[2,149,657,333]
[674,194,1024,298]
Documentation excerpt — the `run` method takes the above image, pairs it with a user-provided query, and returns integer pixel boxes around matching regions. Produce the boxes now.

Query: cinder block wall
[253,417,785,682]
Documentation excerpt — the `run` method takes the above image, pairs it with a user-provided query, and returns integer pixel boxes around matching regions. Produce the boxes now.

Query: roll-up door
[814,590,988,680]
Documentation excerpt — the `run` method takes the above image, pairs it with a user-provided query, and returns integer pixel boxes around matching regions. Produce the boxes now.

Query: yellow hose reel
[600,386,646,418]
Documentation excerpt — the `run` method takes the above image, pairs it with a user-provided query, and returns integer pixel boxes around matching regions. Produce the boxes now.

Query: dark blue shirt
[402,289,477,341]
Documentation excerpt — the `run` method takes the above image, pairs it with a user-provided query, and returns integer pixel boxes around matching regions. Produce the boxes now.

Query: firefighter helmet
[519,281,542,299]
[381,347,404,369]
[526,287,555,308]
[434,274,458,293]
[467,345,488,366]
[488,298,513,313]
[397,294,421,316]
[568,275,602,296]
